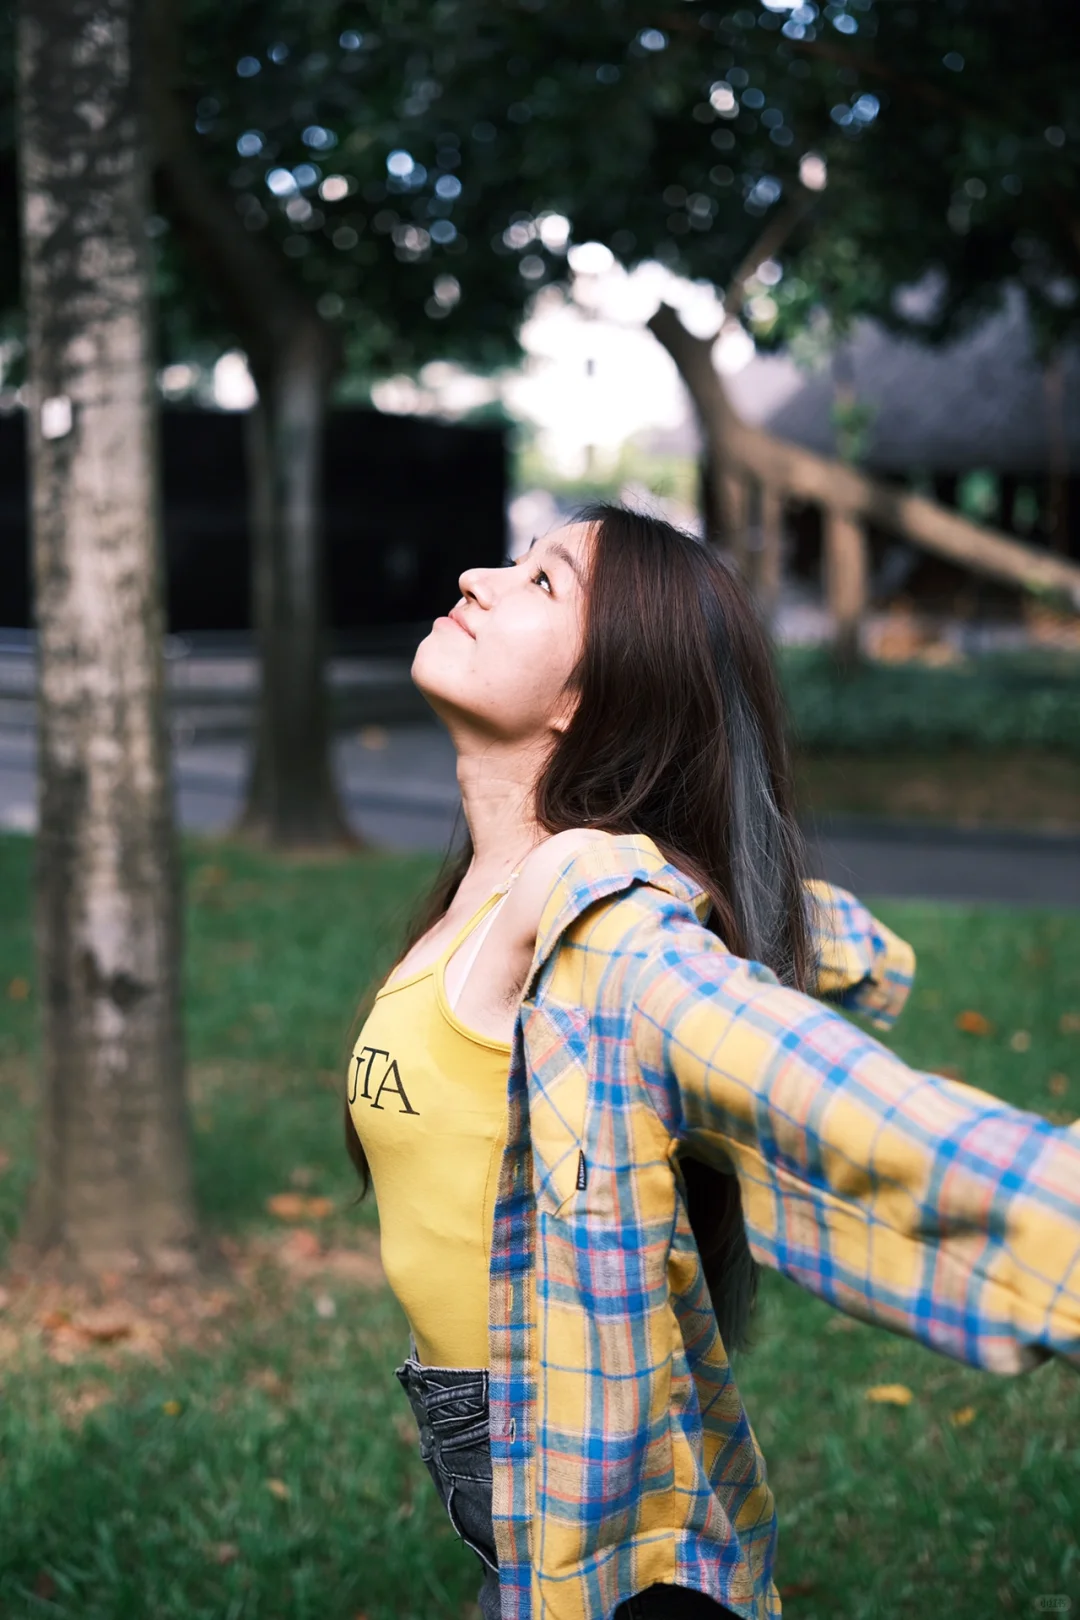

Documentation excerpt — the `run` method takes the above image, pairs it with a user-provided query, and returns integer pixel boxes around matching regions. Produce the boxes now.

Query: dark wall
[0,406,507,637]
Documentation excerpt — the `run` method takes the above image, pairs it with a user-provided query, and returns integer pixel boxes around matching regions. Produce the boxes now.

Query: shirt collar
[525,831,710,999]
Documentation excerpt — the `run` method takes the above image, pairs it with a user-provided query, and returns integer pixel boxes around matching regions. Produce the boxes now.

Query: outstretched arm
[631,913,1080,1376]
[802,878,915,1030]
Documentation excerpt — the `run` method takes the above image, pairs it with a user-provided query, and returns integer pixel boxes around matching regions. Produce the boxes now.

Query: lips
[447,607,475,638]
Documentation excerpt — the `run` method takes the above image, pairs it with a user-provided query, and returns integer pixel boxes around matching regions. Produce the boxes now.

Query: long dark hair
[345,503,811,1357]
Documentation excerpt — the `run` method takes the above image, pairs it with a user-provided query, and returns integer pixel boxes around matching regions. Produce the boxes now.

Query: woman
[345,505,1079,1620]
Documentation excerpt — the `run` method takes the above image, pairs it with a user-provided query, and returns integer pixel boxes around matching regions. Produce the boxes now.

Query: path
[3,717,1079,907]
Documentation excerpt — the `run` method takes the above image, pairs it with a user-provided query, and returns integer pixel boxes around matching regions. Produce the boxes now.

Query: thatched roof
[725,285,1080,475]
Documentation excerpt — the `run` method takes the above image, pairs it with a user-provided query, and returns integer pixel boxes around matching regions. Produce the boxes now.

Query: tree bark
[16,0,195,1271]
[758,484,784,620]
[649,301,738,555]
[240,332,353,845]
[651,201,812,565]
[145,0,352,849]
[1045,355,1070,556]
[823,508,869,665]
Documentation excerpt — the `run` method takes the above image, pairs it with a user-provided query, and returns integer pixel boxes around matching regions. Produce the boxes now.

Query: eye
[532,567,553,595]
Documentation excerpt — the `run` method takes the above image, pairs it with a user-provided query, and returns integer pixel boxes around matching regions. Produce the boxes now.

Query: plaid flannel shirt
[485,834,1080,1620]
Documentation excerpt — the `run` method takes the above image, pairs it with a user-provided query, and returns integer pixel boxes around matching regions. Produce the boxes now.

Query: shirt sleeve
[803,878,915,1030]
[631,923,1080,1376]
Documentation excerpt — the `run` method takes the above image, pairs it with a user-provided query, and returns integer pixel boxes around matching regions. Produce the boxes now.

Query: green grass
[1,833,1078,1619]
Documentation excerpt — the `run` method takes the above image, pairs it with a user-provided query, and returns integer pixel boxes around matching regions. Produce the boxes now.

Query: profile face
[411,522,592,743]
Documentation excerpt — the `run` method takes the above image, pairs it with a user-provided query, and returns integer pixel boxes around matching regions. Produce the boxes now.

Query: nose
[457,563,496,608]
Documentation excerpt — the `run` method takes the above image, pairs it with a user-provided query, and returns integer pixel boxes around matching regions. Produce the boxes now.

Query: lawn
[0,832,1078,1620]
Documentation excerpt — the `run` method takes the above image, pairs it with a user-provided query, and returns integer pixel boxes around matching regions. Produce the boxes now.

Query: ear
[550,685,580,736]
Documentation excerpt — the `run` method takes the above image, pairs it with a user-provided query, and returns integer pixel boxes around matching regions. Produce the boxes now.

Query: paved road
[3,719,1080,906]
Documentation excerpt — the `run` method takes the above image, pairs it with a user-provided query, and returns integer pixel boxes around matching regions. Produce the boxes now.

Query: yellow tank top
[347,888,513,1369]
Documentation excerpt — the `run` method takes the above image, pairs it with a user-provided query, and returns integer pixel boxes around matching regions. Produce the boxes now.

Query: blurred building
[0,407,506,647]
[726,286,1080,603]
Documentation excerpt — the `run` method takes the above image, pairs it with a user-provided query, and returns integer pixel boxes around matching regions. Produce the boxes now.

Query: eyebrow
[546,540,585,585]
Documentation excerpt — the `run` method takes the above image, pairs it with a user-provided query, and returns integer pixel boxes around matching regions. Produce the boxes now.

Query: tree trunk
[1045,355,1070,555]
[649,302,739,557]
[16,0,195,1272]
[824,507,869,665]
[145,0,351,849]
[758,485,784,620]
[697,451,725,547]
[241,333,354,846]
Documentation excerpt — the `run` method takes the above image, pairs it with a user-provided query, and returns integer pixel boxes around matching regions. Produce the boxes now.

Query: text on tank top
[347,883,516,1369]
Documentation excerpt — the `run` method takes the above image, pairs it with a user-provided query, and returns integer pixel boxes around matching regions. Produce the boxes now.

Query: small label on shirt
[576,1150,587,1190]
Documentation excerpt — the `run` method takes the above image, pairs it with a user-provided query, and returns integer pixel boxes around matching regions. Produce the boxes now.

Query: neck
[453,729,549,883]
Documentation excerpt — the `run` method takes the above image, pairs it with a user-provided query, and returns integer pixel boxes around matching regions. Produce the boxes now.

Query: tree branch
[724,194,815,318]
[143,0,338,382]
[647,301,730,438]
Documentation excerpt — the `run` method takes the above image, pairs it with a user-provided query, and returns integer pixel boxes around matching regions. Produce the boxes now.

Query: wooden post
[824,506,868,662]
[721,469,751,578]
[758,485,784,619]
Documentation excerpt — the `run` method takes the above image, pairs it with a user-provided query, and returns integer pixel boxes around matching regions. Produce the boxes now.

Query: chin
[410,633,458,708]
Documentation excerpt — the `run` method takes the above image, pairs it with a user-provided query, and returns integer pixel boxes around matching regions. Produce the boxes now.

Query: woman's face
[411,522,592,742]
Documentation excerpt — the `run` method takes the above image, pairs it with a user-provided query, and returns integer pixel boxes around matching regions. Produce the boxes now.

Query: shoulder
[514,827,611,904]
[505,829,611,943]
[522,828,611,887]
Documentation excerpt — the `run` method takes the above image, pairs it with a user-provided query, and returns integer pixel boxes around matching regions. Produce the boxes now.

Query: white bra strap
[447,879,517,1013]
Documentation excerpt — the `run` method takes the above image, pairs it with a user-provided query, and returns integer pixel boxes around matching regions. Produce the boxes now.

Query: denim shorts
[393,1334,739,1620]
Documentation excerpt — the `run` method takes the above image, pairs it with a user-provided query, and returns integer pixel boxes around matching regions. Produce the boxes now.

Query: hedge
[779,649,1080,754]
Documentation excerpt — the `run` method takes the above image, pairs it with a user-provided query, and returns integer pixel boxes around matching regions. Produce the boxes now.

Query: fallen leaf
[266,1193,309,1222]
[1049,1073,1069,1097]
[38,1309,70,1332]
[825,1314,858,1332]
[265,1478,290,1500]
[864,1383,914,1406]
[936,1064,964,1082]
[314,1293,336,1319]
[267,1193,334,1222]
[1009,1030,1031,1053]
[247,1367,286,1397]
[289,1166,315,1189]
[46,1327,88,1365]
[209,1542,240,1566]
[1059,1012,1080,1035]
[280,1229,322,1264]
[59,1385,112,1428]
[162,1399,182,1416]
[194,864,229,889]
[778,1581,818,1599]
[72,1307,134,1343]
[33,1570,57,1601]
[950,1406,977,1426]
[6,976,30,1001]
[0,1148,10,1175]
[0,1286,9,1312]
[956,1010,993,1036]
[321,1246,385,1286]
